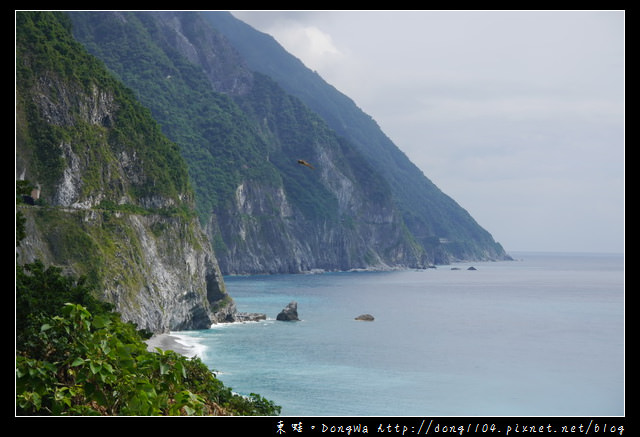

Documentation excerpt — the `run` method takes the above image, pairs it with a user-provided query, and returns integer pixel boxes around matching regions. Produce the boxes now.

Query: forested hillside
[16,11,230,333]
[15,11,279,416]
[68,11,429,273]
[68,11,509,270]
[203,11,510,262]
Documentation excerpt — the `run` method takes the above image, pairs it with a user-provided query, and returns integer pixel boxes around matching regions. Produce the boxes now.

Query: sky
[231,10,624,254]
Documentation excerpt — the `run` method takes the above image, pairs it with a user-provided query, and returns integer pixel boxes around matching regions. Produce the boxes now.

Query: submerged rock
[355,314,375,321]
[467,266,477,270]
[276,301,299,321]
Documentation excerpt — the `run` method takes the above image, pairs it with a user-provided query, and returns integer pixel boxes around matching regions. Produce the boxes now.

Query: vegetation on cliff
[16,257,280,416]
[16,12,191,207]
[16,11,233,332]
[67,11,428,273]
[203,11,510,263]
[67,11,275,223]
[15,12,280,415]
[16,185,279,415]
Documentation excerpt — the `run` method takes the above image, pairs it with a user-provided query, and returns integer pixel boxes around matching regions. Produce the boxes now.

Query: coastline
[145,319,268,359]
[145,333,199,357]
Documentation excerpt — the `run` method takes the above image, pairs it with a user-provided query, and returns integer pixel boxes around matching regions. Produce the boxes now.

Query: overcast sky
[231,10,624,254]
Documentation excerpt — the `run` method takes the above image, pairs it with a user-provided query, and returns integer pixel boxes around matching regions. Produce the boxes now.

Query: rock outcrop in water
[276,302,300,321]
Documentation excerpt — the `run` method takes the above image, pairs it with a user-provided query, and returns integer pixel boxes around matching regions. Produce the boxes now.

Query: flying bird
[297,159,314,169]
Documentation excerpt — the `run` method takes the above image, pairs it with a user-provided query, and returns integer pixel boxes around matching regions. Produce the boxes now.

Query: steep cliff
[68,11,512,272]
[68,11,427,273]
[211,72,425,273]
[203,12,510,263]
[16,11,230,332]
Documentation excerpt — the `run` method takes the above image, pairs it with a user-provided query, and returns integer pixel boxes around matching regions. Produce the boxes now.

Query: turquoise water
[174,252,624,416]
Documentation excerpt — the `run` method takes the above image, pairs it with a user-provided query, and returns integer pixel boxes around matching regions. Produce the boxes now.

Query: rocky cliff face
[208,176,424,274]
[149,11,254,96]
[203,12,511,264]
[16,12,232,332]
[68,11,427,274]
[210,73,428,274]
[16,208,228,332]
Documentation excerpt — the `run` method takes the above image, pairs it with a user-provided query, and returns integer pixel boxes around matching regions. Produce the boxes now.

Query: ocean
[173,252,624,417]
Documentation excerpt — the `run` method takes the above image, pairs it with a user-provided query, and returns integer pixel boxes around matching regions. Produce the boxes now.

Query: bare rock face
[16,208,229,333]
[276,301,299,321]
[355,314,374,321]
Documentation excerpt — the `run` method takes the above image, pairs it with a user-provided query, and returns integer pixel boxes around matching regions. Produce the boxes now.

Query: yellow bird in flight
[297,159,314,169]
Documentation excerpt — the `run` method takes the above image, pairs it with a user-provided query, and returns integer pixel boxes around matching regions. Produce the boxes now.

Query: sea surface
[173,252,624,416]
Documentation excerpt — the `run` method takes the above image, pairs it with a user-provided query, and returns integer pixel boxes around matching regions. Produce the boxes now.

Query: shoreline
[145,333,199,357]
[145,318,269,358]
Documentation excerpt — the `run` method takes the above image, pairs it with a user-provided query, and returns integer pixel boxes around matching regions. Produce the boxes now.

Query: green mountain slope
[203,11,510,262]
[16,11,230,332]
[68,11,427,273]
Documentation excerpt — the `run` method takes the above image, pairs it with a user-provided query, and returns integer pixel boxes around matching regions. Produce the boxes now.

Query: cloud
[271,24,345,71]
[232,11,346,72]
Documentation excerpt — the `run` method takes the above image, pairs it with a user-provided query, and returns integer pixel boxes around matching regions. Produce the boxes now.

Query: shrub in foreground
[16,302,280,416]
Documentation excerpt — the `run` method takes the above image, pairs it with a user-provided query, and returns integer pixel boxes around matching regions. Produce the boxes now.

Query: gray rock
[17,208,228,334]
[355,314,374,321]
[235,312,267,322]
[276,301,299,321]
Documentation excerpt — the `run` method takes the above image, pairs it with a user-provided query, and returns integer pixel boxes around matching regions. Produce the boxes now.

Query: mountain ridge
[203,11,510,263]
[68,11,430,274]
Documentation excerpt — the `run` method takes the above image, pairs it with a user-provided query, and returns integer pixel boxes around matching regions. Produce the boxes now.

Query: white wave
[168,333,208,359]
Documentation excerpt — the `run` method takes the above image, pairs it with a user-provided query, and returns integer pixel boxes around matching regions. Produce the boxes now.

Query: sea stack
[276,301,299,321]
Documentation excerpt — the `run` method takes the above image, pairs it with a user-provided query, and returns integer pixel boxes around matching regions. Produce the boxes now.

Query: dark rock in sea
[276,301,299,321]
[355,314,375,321]
[467,266,477,270]
[451,267,461,270]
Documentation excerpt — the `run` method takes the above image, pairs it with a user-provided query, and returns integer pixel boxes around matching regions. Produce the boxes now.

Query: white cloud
[270,25,345,71]
[232,11,347,72]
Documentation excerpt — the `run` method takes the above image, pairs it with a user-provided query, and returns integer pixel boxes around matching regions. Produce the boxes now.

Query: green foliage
[16,271,281,416]
[16,11,193,209]
[16,191,280,416]
[16,211,27,246]
[68,13,228,216]
[234,72,346,222]
[67,12,286,223]
[16,261,112,347]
